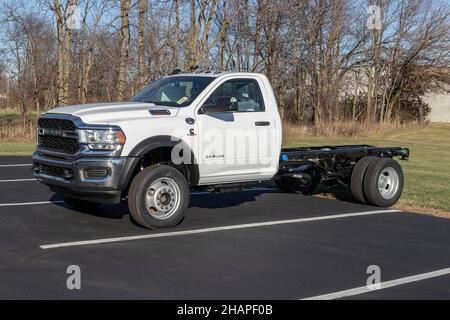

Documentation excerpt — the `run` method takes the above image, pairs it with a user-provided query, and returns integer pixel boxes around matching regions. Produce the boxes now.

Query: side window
[202,82,234,113]
[234,80,264,112]
[200,79,265,113]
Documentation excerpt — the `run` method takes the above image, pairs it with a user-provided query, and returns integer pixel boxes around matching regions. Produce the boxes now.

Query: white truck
[33,71,409,229]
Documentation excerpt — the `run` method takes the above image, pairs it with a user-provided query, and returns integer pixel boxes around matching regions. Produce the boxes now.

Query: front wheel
[128,164,189,229]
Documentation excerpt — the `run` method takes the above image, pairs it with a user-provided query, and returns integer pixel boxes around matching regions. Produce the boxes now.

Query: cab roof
[165,70,262,78]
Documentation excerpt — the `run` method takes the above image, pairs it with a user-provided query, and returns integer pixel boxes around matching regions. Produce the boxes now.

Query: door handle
[255,121,270,126]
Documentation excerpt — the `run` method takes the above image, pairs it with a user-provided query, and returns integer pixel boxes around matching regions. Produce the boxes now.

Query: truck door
[195,78,279,185]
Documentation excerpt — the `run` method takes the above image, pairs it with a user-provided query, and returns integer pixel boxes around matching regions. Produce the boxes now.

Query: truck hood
[46,102,180,124]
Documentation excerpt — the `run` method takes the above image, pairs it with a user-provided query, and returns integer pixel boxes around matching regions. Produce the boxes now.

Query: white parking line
[0,164,31,168]
[39,209,400,249]
[0,200,64,207]
[0,178,36,183]
[301,267,450,300]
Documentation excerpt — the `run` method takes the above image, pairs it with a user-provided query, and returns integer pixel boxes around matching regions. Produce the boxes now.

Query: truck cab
[127,72,282,185]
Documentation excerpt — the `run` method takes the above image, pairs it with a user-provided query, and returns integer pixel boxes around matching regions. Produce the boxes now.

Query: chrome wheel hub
[145,178,181,220]
[377,167,399,200]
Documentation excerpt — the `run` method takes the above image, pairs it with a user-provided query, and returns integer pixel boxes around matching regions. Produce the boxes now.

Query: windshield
[131,76,215,107]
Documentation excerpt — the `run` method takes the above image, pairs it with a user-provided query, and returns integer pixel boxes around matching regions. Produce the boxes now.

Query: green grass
[0,141,35,155]
[284,123,450,213]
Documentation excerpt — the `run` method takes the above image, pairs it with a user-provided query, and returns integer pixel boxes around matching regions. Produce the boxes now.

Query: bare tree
[185,0,219,71]
[0,0,448,134]
[137,0,147,89]
[117,0,131,101]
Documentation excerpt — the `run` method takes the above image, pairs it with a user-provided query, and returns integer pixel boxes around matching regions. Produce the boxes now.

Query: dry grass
[0,121,36,141]
[394,204,450,219]
[282,120,420,141]
[0,111,37,141]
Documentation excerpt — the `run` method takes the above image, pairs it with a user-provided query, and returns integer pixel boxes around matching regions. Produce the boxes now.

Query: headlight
[78,129,126,151]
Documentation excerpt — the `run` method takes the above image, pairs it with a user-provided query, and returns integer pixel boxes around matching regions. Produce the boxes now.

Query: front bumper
[32,152,132,204]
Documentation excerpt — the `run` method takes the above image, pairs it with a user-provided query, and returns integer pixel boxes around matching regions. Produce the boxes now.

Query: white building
[423,91,450,123]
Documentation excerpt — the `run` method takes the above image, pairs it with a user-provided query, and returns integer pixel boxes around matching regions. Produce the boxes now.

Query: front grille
[37,117,80,155]
[39,135,80,154]
[35,163,73,179]
[38,118,76,131]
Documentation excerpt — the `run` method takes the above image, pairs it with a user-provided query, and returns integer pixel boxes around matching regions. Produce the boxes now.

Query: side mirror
[199,97,239,114]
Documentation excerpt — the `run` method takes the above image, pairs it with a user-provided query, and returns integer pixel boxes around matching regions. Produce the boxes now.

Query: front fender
[123,135,199,187]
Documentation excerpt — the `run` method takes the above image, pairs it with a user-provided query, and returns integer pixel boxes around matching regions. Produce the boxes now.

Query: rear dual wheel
[351,157,404,207]
[351,157,378,204]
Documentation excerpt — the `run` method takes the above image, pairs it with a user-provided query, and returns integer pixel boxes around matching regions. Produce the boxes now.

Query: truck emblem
[39,128,63,136]
[37,128,77,138]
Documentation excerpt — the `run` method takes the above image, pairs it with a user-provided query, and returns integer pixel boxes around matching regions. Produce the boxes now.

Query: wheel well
[125,146,199,194]
[142,146,173,168]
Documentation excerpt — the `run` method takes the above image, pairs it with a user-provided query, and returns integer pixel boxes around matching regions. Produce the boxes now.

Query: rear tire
[62,196,99,211]
[351,156,378,204]
[128,164,189,229]
[363,158,404,207]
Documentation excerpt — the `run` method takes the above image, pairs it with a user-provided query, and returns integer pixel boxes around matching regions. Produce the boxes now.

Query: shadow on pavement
[189,188,280,209]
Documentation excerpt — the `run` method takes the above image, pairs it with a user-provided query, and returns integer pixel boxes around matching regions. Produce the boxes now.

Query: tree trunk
[117,0,131,101]
[252,0,263,72]
[29,39,40,115]
[172,0,180,67]
[218,1,228,70]
[62,0,79,105]
[185,0,196,70]
[53,0,64,106]
[137,0,147,89]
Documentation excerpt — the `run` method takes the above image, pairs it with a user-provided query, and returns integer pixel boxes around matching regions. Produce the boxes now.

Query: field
[0,141,36,155]
[0,122,449,215]
[285,123,450,215]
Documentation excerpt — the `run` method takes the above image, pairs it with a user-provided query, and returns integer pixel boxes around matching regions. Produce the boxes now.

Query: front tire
[128,164,189,229]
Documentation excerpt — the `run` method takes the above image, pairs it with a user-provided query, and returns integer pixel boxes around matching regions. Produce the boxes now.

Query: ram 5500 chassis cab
[33,72,409,229]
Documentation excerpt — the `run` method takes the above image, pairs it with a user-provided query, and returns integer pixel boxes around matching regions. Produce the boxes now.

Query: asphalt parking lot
[0,156,449,299]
